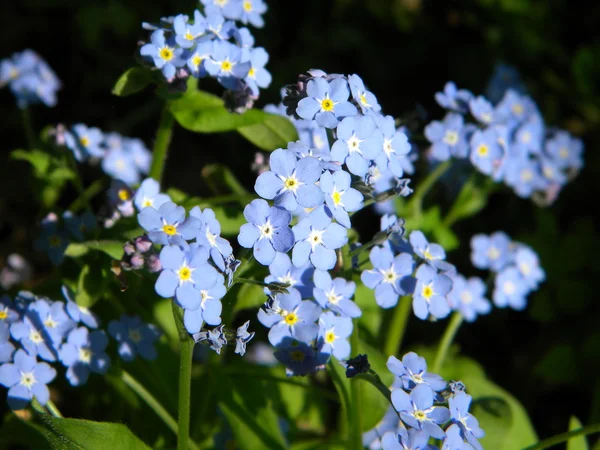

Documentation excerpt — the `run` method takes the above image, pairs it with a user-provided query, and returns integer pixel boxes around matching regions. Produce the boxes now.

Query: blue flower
[545,131,584,171]
[485,63,526,104]
[0,323,15,363]
[140,30,186,80]
[234,320,255,356]
[513,116,544,156]
[470,232,512,272]
[387,352,447,392]
[195,324,227,354]
[449,392,485,450]
[155,244,219,310]
[435,82,473,113]
[264,253,315,298]
[107,180,135,219]
[447,275,491,322]
[173,11,207,48]
[493,267,528,310]
[58,327,110,386]
[183,274,226,334]
[424,113,469,161]
[62,286,100,329]
[0,349,56,410]
[502,157,544,198]
[413,264,452,320]
[313,270,361,318]
[469,95,496,125]
[442,424,474,450]
[374,115,411,178]
[409,231,446,267]
[330,115,381,177]
[296,76,358,128]
[348,74,381,114]
[361,246,415,308]
[62,210,96,241]
[317,311,352,360]
[243,47,271,95]
[205,41,251,89]
[319,170,364,228]
[363,406,403,450]
[469,128,504,176]
[238,199,294,265]
[108,315,160,361]
[291,206,348,271]
[133,178,172,211]
[187,41,214,78]
[539,158,567,187]
[257,288,321,345]
[495,89,537,125]
[273,337,328,376]
[102,148,139,186]
[0,295,21,325]
[65,124,105,161]
[391,383,450,439]
[206,12,236,40]
[514,246,544,290]
[381,428,436,450]
[201,0,242,20]
[190,206,233,271]
[35,214,69,265]
[138,201,201,247]
[239,0,267,27]
[296,120,330,154]
[255,149,324,211]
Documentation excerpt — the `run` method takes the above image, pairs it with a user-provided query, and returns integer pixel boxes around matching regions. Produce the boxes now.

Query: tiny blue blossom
[374,115,411,178]
[470,232,512,272]
[140,30,186,80]
[183,274,226,334]
[409,231,446,267]
[469,95,496,125]
[65,124,105,161]
[296,76,358,128]
[313,270,361,318]
[133,178,172,211]
[239,0,267,28]
[173,11,207,48]
[234,320,255,356]
[205,41,251,89]
[495,89,537,125]
[469,127,504,176]
[363,406,403,450]
[447,275,491,322]
[413,264,452,320]
[435,81,473,113]
[264,253,315,298]
[330,115,381,177]
[243,47,271,95]
[381,428,436,450]
[273,337,328,376]
[187,41,214,78]
[138,201,201,247]
[0,323,15,363]
[62,210,96,241]
[545,131,584,170]
[442,424,473,450]
[514,246,545,290]
[318,311,352,360]
[190,206,233,271]
[0,349,56,410]
[108,315,161,361]
[255,149,324,211]
[387,352,447,392]
[319,170,364,228]
[424,113,469,161]
[493,267,528,310]
[35,214,69,265]
[291,206,348,271]
[61,286,100,329]
[503,157,544,198]
[0,295,22,325]
[348,74,381,114]
[238,199,294,265]
[391,383,450,439]
[449,392,485,450]
[58,327,110,386]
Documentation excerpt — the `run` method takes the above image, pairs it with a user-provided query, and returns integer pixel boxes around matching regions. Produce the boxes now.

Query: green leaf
[0,413,50,449]
[233,283,266,313]
[169,90,268,132]
[76,262,108,308]
[568,416,589,450]
[65,240,124,260]
[37,413,151,450]
[238,114,299,151]
[12,149,52,176]
[112,68,153,96]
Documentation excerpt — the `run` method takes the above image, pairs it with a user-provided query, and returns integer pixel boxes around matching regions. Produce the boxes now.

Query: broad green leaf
[12,149,52,176]
[0,413,50,449]
[65,240,124,260]
[112,68,153,96]
[217,374,287,450]
[37,413,151,450]
[169,90,268,132]
[233,283,266,313]
[238,114,298,151]
[568,416,589,450]
[76,262,109,308]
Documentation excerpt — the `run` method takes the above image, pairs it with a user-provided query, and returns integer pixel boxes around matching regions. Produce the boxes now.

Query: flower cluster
[53,124,151,186]
[363,352,484,450]
[139,3,270,101]
[0,49,61,108]
[243,70,420,375]
[425,80,584,202]
[0,289,159,410]
[471,232,545,310]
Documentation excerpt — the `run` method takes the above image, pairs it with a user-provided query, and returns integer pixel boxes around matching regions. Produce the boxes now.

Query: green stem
[349,323,362,450]
[172,303,194,450]
[149,106,175,183]
[67,178,106,212]
[383,296,412,357]
[21,107,36,149]
[353,372,392,404]
[45,400,63,418]
[410,160,452,216]
[432,312,463,373]
[230,248,253,287]
[522,423,600,450]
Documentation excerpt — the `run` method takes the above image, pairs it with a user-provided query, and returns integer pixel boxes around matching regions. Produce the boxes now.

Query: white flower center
[205,227,218,247]
[346,134,363,154]
[20,371,36,388]
[326,289,342,305]
[503,281,516,295]
[460,290,473,304]
[307,229,325,250]
[443,130,459,146]
[79,348,93,363]
[258,220,274,240]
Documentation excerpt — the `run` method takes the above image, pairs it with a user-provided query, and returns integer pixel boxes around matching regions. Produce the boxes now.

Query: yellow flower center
[259,222,273,239]
[248,67,256,78]
[477,144,489,157]
[178,266,192,281]
[504,281,516,295]
[30,330,43,344]
[192,55,203,68]
[422,284,434,300]
[9,68,19,79]
[487,247,499,260]
[142,198,153,207]
[184,31,194,41]
[414,410,427,421]
[321,98,334,111]
[44,317,58,328]
[290,350,305,362]
[331,190,343,206]
[520,263,531,275]
[163,224,177,235]
[511,103,524,115]
[0,311,7,320]
[520,169,533,182]
[325,330,336,344]
[80,136,90,147]
[382,268,397,284]
[411,373,423,383]
[423,249,433,260]
[284,312,298,326]
[221,60,233,72]
[243,1,253,12]
[359,93,369,107]
[79,348,93,363]
[284,176,298,191]
[118,189,130,201]
[543,166,554,179]
[159,47,174,61]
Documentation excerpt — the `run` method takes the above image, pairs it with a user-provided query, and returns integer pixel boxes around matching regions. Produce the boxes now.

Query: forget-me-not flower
[183,274,226,334]
[348,74,381,114]
[514,246,545,290]
[108,315,160,362]
[413,264,452,320]
[173,11,207,48]
[0,323,15,363]
[205,41,251,89]
[138,201,201,247]
[447,275,491,323]
[545,131,584,170]
[435,81,473,113]
[470,232,512,272]
[449,391,485,450]
[493,267,528,310]
[264,253,315,298]
[140,30,186,80]
[391,383,450,439]
[133,178,172,211]
[387,352,447,392]
[296,77,358,128]
[58,327,110,386]
[190,206,233,271]
[313,270,361,318]
[424,113,469,161]
[317,311,352,360]
[469,128,504,176]
[243,47,272,95]
[330,115,381,177]
[239,0,267,28]
[374,115,411,178]
[409,231,446,268]
[319,170,364,228]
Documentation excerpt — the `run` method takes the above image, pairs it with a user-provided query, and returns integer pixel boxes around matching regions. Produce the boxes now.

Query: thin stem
[149,106,175,183]
[410,160,452,216]
[432,312,464,373]
[45,400,63,418]
[172,303,194,450]
[67,178,106,212]
[230,248,253,287]
[383,296,412,357]
[522,423,600,450]
[353,372,392,404]
[21,107,36,149]
[349,323,362,450]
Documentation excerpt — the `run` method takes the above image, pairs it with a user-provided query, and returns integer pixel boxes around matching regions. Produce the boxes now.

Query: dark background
[1,0,599,445]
